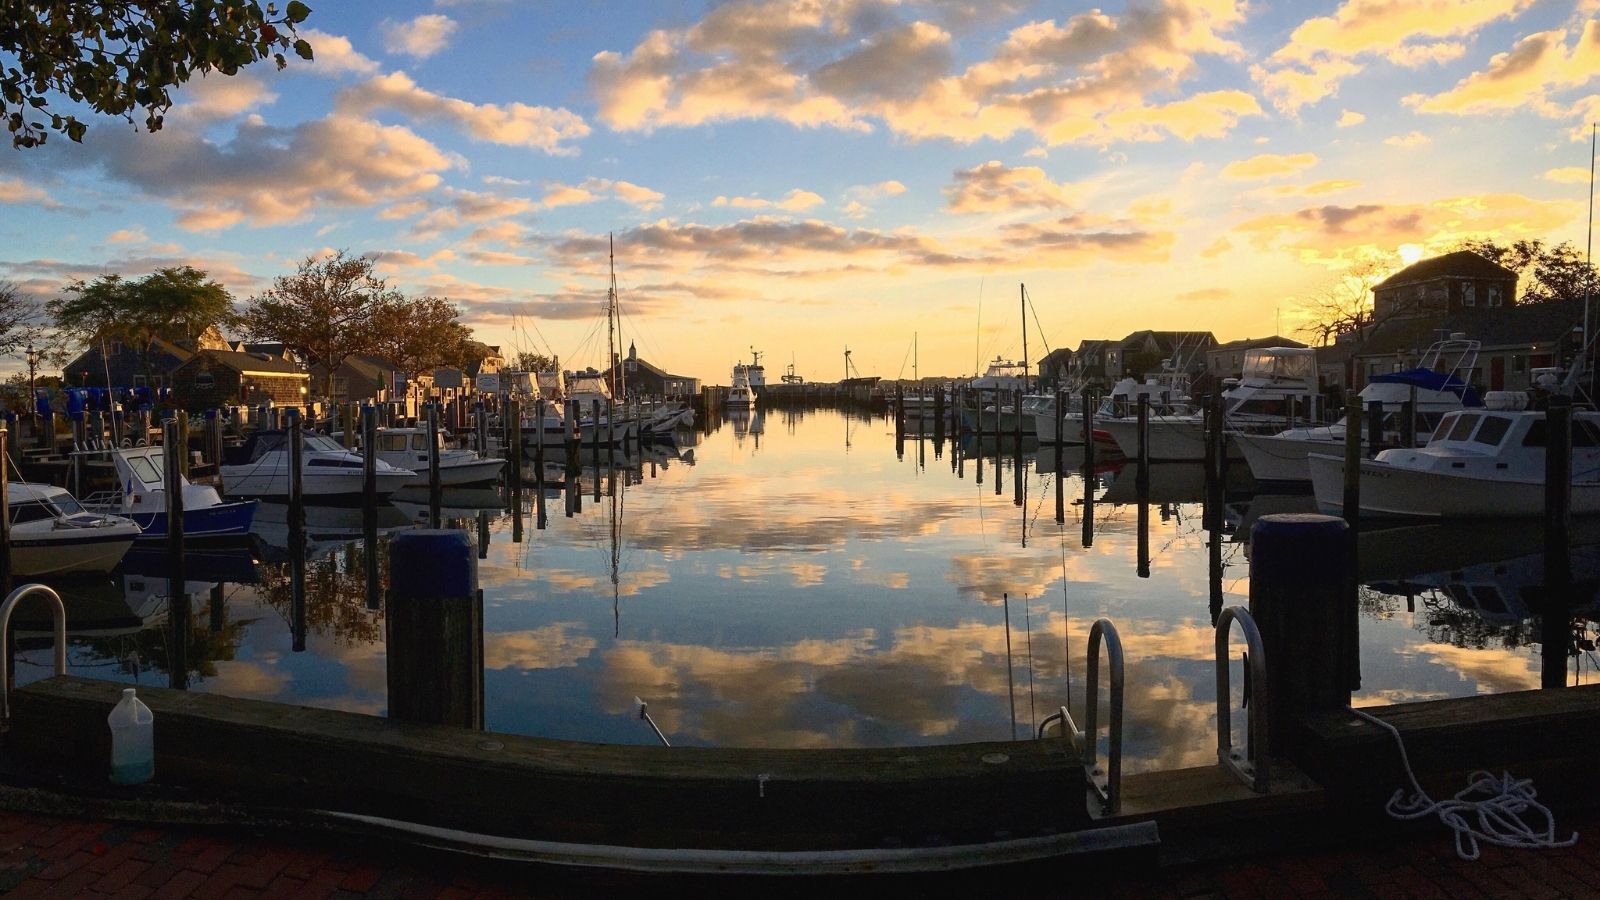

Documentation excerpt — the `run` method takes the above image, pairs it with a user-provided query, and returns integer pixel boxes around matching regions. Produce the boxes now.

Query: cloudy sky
[3,0,1598,383]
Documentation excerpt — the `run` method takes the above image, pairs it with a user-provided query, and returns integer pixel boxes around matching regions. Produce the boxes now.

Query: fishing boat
[81,445,258,540]
[1237,338,1481,485]
[726,362,756,410]
[7,481,142,576]
[1098,347,1321,462]
[373,426,506,487]
[220,430,416,502]
[1307,395,1600,518]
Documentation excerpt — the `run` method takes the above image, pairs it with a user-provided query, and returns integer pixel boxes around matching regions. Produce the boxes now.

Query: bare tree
[1294,255,1404,347]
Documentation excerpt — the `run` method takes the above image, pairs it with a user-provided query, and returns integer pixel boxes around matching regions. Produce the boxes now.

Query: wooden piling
[427,402,442,529]
[1365,399,1384,459]
[1136,394,1150,495]
[0,429,10,595]
[165,414,191,691]
[385,530,484,729]
[1544,394,1573,685]
[534,400,547,529]
[1054,388,1065,524]
[1080,388,1095,475]
[361,405,380,611]
[286,408,306,653]
[1341,395,1361,532]
[1250,513,1355,755]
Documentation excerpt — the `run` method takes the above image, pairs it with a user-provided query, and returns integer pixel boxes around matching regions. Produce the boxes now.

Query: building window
[133,374,146,387]
[110,340,123,356]
[1487,285,1502,307]
[195,371,215,391]
[1462,283,1475,307]
[1513,355,1527,374]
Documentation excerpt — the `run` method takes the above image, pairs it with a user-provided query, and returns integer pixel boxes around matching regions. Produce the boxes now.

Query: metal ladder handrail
[1215,605,1270,793]
[1037,617,1124,815]
[0,583,67,720]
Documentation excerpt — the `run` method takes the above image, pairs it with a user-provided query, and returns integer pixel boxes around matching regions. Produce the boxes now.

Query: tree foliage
[514,351,559,372]
[1457,238,1600,305]
[368,295,474,377]
[239,250,396,399]
[48,265,235,380]
[0,280,45,359]
[1293,256,1397,347]
[1,1,313,148]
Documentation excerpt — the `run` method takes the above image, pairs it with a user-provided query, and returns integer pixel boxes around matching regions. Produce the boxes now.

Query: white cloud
[300,29,381,76]
[381,14,458,60]
[1384,130,1432,147]
[337,71,590,154]
[1336,109,1366,127]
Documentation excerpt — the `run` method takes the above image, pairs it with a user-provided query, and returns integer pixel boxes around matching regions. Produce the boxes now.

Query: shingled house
[1371,250,1518,320]
[168,349,310,408]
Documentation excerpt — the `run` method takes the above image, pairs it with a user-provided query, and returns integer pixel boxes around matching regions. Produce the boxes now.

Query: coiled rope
[1348,706,1578,860]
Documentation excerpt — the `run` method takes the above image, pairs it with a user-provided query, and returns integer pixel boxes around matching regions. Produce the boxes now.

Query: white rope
[1348,706,1578,860]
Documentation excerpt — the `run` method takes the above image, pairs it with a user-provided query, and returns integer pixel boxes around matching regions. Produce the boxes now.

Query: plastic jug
[107,688,154,785]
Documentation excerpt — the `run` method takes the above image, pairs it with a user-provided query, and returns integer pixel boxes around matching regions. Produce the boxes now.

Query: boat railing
[1215,605,1270,793]
[0,584,66,721]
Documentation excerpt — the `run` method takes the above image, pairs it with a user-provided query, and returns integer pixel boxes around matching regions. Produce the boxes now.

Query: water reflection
[7,407,1597,772]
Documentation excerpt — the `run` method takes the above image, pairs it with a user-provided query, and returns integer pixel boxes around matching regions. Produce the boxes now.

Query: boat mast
[914,332,918,385]
[1020,284,1029,392]
[608,232,619,402]
[1586,122,1596,396]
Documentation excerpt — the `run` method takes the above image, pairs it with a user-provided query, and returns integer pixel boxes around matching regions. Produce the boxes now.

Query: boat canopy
[1241,347,1316,382]
[1370,367,1482,406]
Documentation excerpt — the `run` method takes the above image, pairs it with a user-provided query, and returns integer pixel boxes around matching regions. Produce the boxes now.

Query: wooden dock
[9,674,1600,874]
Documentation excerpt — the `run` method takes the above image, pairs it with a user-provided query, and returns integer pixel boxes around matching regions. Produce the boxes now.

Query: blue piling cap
[1250,513,1348,583]
[204,409,218,420]
[389,530,477,598]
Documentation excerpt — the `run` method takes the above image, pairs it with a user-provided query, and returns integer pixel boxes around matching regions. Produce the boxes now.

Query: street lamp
[24,343,36,420]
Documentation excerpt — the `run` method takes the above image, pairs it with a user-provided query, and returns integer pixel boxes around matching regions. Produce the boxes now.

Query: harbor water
[11,405,1597,774]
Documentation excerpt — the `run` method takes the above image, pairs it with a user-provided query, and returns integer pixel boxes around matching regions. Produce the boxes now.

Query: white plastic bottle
[107,688,154,785]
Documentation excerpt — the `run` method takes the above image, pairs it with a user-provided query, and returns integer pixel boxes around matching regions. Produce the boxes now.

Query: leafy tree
[240,250,401,400]
[0,1,313,148]
[369,295,474,377]
[514,351,559,372]
[1457,238,1600,305]
[0,281,45,359]
[48,265,235,382]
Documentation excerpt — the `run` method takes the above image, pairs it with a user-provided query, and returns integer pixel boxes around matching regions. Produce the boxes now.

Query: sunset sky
[2,0,1598,384]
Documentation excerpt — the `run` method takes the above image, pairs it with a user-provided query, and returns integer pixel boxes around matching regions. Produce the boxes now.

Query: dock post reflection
[361,405,380,611]
[533,399,547,529]
[164,416,190,688]
[286,408,307,652]
[1542,395,1574,689]
[209,583,225,634]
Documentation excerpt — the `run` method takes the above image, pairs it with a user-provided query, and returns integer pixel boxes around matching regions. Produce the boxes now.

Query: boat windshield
[304,435,347,453]
[124,454,163,486]
[51,494,85,515]
[1241,349,1315,382]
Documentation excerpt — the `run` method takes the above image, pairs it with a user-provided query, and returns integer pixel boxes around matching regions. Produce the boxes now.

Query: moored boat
[221,430,415,502]
[7,481,142,575]
[373,426,506,487]
[82,445,258,540]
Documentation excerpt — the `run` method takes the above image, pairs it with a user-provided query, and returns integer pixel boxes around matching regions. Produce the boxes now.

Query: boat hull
[1306,452,1600,518]
[1235,433,1343,484]
[12,528,139,576]
[221,467,416,502]
[399,458,506,488]
[130,499,259,540]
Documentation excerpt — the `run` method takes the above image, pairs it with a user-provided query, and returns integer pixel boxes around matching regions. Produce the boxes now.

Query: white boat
[220,430,416,502]
[7,481,141,575]
[81,445,258,540]
[1099,347,1322,462]
[1237,339,1481,485]
[726,363,757,410]
[373,427,506,487]
[1039,376,1193,446]
[959,358,1034,435]
[1307,397,1600,518]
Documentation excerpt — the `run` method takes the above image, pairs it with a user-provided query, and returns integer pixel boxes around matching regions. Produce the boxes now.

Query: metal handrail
[1215,605,1270,793]
[0,584,67,720]
[1036,617,1124,815]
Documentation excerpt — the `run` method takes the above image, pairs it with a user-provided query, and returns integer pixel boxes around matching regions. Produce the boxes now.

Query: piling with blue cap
[386,529,483,728]
[1249,513,1357,754]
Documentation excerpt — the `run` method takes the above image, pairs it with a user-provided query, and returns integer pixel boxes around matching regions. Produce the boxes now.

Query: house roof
[1350,300,1585,359]
[1039,347,1074,368]
[190,349,307,376]
[1211,335,1306,353]
[1373,250,1517,290]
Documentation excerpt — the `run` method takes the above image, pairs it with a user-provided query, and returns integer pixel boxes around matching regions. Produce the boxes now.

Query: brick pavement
[0,807,1597,898]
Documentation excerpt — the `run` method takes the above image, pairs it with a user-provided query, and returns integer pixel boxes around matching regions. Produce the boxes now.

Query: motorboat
[81,445,258,540]
[1099,347,1321,462]
[6,481,142,576]
[220,429,416,502]
[1307,395,1600,518]
[726,363,757,411]
[1237,339,1480,485]
[640,400,695,440]
[960,358,1034,436]
[373,426,506,487]
[1041,376,1193,447]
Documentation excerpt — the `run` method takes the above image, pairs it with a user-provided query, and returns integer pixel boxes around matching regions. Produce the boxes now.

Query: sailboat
[959,285,1036,436]
[898,333,939,418]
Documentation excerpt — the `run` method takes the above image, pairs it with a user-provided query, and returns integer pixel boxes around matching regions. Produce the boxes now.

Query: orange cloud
[1220,152,1319,181]
[337,71,590,154]
[1404,22,1600,117]
[943,161,1082,213]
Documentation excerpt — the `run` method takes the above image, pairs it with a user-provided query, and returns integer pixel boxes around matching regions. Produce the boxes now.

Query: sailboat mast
[608,232,618,402]
[914,332,918,384]
[1586,122,1596,389]
[1020,284,1029,392]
